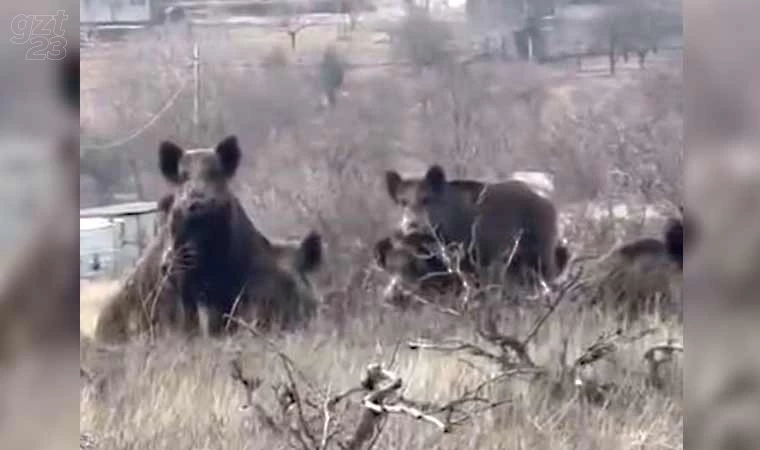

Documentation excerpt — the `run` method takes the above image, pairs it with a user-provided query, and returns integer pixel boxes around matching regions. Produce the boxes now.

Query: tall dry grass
[81,264,683,449]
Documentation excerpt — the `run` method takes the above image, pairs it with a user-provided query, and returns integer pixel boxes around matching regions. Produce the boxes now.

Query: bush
[393,8,453,69]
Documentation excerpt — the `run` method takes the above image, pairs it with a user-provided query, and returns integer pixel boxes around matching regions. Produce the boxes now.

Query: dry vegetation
[81,299,682,449]
[80,6,683,449]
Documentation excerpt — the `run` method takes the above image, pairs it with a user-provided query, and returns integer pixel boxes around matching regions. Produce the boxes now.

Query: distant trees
[392,8,453,69]
[592,0,681,74]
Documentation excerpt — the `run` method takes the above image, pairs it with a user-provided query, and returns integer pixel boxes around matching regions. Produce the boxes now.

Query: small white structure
[80,217,123,279]
[79,201,160,279]
[557,200,669,239]
[81,0,154,25]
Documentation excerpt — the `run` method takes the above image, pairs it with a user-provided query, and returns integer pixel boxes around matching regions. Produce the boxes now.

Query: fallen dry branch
[407,340,502,364]
[359,364,447,430]
[228,318,514,450]
[408,288,669,407]
[522,266,584,345]
[347,362,513,449]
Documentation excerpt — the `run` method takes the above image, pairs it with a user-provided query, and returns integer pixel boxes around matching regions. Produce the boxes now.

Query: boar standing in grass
[96,135,322,342]
[373,229,572,308]
[582,210,686,324]
[384,165,564,290]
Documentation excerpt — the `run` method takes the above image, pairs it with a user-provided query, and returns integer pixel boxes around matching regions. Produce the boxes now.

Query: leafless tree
[392,8,453,70]
[592,0,681,75]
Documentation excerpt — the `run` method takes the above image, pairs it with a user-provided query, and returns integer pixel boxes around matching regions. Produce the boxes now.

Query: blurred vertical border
[0,1,79,449]
[686,0,760,449]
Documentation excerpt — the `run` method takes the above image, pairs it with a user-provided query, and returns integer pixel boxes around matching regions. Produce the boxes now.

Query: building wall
[81,0,152,24]
[79,212,160,280]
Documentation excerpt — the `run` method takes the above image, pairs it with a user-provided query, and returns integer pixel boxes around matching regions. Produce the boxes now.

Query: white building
[79,201,161,279]
[81,0,154,25]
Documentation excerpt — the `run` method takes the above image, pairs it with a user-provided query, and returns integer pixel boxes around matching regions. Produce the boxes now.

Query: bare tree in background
[279,4,314,52]
[393,8,453,70]
[592,0,681,75]
[337,0,365,36]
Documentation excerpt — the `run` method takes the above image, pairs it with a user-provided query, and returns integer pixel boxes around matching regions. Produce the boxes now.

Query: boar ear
[424,165,446,194]
[296,231,323,274]
[554,244,570,275]
[58,49,79,111]
[373,238,393,268]
[385,170,403,204]
[215,135,241,178]
[664,217,684,269]
[159,141,184,184]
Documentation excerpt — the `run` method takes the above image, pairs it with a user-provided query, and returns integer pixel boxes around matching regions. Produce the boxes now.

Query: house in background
[81,0,156,25]
[515,0,682,63]
[80,0,188,45]
[79,201,161,280]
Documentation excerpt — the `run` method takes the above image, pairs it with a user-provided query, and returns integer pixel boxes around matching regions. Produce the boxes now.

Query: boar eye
[399,199,409,207]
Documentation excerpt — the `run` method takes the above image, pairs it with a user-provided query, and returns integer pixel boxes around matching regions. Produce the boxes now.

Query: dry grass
[80,279,121,338]
[80,268,683,449]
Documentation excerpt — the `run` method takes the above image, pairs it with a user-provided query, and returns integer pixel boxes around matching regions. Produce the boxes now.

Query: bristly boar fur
[385,165,563,288]
[95,136,323,342]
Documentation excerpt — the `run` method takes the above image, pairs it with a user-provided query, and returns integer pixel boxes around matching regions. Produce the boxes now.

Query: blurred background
[0,1,78,449]
[685,1,760,449]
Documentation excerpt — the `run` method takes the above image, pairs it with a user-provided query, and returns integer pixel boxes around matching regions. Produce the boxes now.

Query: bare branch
[407,339,502,364]
[364,402,449,432]
[522,266,584,346]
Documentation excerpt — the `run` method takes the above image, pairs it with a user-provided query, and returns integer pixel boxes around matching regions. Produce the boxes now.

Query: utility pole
[192,40,201,140]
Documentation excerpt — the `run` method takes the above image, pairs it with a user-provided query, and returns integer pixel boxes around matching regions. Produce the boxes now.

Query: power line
[81,79,189,151]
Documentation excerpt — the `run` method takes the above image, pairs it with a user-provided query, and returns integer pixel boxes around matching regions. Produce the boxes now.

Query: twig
[279,354,318,449]
[476,316,537,368]
[225,315,321,394]
[363,402,448,432]
[522,266,583,346]
[374,267,463,317]
[320,391,333,450]
[574,327,658,368]
[346,365,402,450]
[643,343,684,361]
[407,340,502,364]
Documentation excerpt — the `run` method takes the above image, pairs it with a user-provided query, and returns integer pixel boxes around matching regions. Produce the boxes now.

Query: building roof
[80,217,117,231]
[79,201,158,219]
